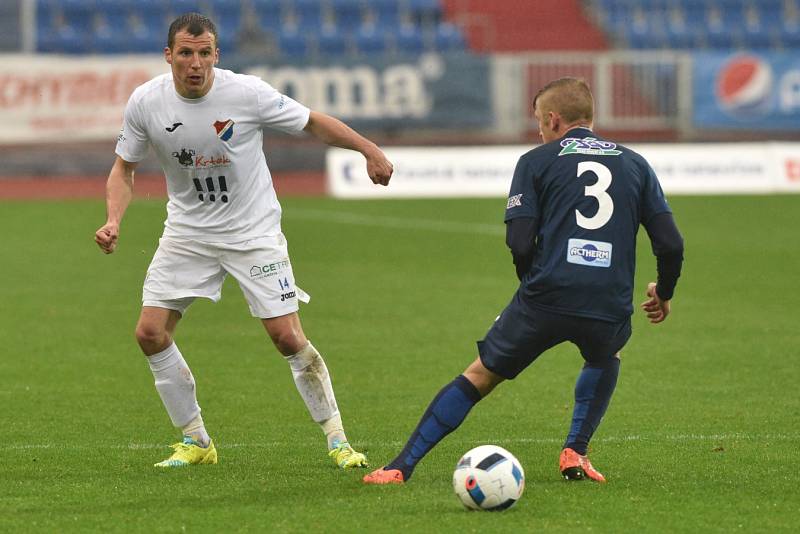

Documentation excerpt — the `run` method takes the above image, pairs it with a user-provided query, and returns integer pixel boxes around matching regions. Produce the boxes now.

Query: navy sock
[564,357,620,455]
[385,375,482,481]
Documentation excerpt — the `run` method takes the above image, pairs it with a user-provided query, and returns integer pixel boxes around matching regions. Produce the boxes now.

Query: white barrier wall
[327,142,800,197]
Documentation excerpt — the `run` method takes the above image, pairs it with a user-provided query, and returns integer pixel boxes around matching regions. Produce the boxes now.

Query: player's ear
[548,111,559,132]
[164,46,173,64]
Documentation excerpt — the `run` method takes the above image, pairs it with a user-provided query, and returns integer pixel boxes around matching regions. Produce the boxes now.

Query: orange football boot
[559,447,607,483]
[362,468,405,485]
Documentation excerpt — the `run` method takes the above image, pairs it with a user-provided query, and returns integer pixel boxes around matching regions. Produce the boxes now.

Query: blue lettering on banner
[566,238,613,268]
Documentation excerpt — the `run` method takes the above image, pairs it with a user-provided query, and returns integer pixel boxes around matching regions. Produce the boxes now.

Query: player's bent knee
[269,329,307,356]
[135,323,171,354]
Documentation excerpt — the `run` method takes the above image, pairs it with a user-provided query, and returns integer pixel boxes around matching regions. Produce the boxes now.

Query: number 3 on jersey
[575,161,613,230]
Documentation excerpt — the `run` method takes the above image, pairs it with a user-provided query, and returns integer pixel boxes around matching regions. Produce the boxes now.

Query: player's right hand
[95,223,119,254]
[640,282,670,324]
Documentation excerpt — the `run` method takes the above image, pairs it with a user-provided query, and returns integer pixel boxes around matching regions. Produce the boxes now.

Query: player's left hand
[640,282,670,324]
[365,148,393,186]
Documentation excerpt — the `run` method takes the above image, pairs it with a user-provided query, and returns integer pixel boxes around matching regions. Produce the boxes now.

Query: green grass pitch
[1,195,798,532]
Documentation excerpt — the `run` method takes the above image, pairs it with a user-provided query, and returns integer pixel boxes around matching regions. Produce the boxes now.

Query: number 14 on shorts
[278,277,291,290]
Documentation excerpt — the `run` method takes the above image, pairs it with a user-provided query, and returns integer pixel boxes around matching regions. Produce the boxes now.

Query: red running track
[0,172,326,200]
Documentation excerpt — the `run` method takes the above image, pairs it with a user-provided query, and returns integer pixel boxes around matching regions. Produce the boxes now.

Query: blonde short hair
[533,78,594,124]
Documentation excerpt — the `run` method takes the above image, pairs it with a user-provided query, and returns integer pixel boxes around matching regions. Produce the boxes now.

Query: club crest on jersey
[558,137,621,157]
[213,119,235,142]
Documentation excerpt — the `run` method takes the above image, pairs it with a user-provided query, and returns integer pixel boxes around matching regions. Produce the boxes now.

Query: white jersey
[116,68,310,241]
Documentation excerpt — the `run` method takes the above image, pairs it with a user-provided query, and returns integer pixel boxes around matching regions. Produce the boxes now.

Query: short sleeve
[640,162,671,224]
[255,80,311,134]
[504,156,539,222]
[115,93,150,162]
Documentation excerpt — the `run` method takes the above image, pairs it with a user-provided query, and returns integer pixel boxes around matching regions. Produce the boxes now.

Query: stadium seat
[330,0,364,31]
[395,25,426,55]
[370,0,401,29]
[317,27,349,57]
[294,0,323,31]
[171,0,204,16]
[354,26,388,55]
[433,22,465,52]
[59,0,95,33]
[91,23,129,54]
[406,0,443,26]
[779,22,800,49]
[277,29,309,57]
[705,27,737,49]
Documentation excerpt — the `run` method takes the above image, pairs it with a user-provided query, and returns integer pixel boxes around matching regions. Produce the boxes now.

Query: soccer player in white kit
[94,13,393,468]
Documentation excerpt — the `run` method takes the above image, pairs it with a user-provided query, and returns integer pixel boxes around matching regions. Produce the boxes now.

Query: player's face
[165,30,219,99]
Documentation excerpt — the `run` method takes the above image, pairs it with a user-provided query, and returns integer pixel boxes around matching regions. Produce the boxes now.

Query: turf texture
[1,195,798,532]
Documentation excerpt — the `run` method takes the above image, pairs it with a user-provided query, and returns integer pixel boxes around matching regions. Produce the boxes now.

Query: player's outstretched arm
[303,110,393,186]
[640,282,670,324]
[95,156,137,254]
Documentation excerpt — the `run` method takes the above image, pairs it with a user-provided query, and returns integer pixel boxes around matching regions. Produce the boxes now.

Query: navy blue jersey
[505,128,670,322]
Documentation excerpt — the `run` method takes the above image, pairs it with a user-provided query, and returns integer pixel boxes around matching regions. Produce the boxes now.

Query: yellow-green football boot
[154,436,218,467]
[329,440,368,469]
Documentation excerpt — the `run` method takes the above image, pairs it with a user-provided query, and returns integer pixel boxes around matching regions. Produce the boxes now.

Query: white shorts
[142,234,309,319]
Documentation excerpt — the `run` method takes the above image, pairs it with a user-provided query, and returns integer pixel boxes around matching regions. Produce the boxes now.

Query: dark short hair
[167,13,218,49]
[533,77,594,124]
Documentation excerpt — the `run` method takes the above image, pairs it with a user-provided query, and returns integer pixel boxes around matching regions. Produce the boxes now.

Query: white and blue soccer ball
[452,445,525,511]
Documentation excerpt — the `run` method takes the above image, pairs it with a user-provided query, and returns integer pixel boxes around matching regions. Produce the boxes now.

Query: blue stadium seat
[406,0,443,25]
[317,27,349,57]
[433,22,465,52]
[704,26,737,49]
[330,0,364,31]
[779,23,800,49]
[370,0,401,29]
[294,0,323,31]
[60,0,95,33]
[277,29,309,57]
[91,25,129,54]
[354,26,388,55]
[395,25,426,55]
[54,26,93,54]
[171,0,204,16]
[254,0,284,32]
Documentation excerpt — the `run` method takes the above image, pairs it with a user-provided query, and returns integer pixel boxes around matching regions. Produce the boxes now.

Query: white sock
[321,413,347,449]
[182,413,211,447]
[147,343,203,435]
[284,342,344,448]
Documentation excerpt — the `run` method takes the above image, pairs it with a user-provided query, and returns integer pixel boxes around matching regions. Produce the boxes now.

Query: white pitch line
[284,208,505,237]
[9,433,797,451]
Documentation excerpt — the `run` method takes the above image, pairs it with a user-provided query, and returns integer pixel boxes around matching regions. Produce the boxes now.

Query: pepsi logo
[716,54,773,117]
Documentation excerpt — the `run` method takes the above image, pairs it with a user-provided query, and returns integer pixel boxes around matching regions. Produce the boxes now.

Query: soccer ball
[452,445,525,511]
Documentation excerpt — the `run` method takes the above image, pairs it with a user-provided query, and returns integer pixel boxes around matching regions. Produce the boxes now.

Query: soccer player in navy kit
[364,77,684,484]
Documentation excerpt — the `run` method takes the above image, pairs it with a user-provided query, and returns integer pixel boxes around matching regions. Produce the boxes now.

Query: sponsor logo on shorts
[507,194,523,209]
[558,137,621,157]
[249,260,291,279]
[566,238,612,268]
[280,291,296,302]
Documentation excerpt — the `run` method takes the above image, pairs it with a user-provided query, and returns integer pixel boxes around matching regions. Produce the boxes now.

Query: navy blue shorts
[477,291,632,379]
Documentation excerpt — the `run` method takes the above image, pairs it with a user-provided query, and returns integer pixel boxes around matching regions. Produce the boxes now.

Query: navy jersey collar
[564,127,594,138]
